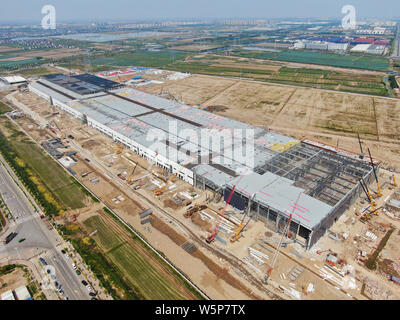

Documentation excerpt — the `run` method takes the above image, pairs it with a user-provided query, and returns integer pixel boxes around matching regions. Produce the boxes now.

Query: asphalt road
[0,156,90,300]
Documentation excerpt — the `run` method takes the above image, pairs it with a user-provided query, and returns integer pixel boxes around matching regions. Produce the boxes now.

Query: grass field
[0,101,11,114]
[0,119,86,211]
[231,49,390,71]
[89,50,190,69]
[168,57,388,96]
[83,214,201,300]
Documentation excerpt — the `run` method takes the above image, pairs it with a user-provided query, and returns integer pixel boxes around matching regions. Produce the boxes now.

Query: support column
[306,230,313,250]
[256,202,260,221]
[275,212,280,232]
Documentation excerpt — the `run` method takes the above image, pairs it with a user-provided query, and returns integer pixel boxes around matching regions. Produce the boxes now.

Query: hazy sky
[2,0,400,24]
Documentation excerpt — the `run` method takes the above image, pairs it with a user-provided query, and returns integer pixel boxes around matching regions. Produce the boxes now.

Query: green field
[232,49,390,72]
[0,120,86,211]
[89,50,190,69]
[83,215,200,300]
[0,101,11,114]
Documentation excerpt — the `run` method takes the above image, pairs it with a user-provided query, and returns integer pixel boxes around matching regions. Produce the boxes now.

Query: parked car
[72,263,77,270]
[87,286,92,292]
[81,280,88,286]
[84,158,90,162]
[91,297,97,300]
[61,249,66,254]
[89,292,96,297]
[75,269,81,275]
[39,258,47,265]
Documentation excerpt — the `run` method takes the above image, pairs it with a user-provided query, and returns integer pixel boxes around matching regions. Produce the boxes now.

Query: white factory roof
[1,76,27,84]
[350,44,371,52]
[227,171,333,230]
[14,286,31,300]
[1,290,15,300]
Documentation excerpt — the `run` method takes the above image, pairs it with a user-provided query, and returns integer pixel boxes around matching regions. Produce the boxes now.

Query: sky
[1,0,400,24]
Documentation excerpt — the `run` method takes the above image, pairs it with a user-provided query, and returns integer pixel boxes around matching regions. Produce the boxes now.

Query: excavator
[230,194,255,243]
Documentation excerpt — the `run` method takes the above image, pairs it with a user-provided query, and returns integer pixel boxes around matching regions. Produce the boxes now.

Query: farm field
[166,55,388,96]
[0,118,87,211]
[231,49,390,72]
[141,73,400,170]
[82,213,202,300]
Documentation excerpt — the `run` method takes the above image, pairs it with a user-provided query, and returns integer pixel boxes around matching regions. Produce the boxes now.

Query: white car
[87,286,92,292]
[72,263,77,270]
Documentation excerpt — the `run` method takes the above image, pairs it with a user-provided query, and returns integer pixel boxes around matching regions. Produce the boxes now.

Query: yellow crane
[368,148,382,197]
[392,174,397,187]
[359,178,379,221]
[127,162,139,184]
[231,194,255,243]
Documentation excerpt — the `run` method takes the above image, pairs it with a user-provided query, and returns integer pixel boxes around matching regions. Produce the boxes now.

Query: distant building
[327,42,349,51]
[0,76,27,85]
[366,44,386,55]
[350,44,372,53]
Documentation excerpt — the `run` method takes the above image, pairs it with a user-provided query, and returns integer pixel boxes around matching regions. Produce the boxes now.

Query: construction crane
[127,162,138,184]
[51,120,65,139]
[358,133,365,159]
[368,148,382,197]
[359,178,379,219]
[230,194,255,243]
[263,213,293,284]
[390,174,398,187]
[263,192,301,284]
[205,174,247,244]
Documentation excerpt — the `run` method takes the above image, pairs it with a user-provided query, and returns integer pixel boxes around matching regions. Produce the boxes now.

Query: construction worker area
[6,72,400,300]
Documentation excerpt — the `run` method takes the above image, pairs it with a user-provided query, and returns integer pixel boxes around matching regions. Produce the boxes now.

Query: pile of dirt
[264,231,273,237]
[163,199,179,210]
[192,250,261,300]
[150,216,186,245]
[191,212,211,230]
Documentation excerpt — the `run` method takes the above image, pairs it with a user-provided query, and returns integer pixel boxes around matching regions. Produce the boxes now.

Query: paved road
[0,156,90,300]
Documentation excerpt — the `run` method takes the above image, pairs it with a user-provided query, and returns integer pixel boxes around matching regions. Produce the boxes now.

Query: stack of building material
[139,209,152,219]
[181,241,197,254]
[287,266,304,281]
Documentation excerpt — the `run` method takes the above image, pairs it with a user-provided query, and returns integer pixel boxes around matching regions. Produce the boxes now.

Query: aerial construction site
[2,68,400,301]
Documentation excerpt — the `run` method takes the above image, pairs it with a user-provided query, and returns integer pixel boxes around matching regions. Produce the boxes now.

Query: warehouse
[29,73,374,249]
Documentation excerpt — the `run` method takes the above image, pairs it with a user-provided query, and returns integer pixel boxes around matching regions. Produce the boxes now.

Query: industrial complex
[29,73,375,249]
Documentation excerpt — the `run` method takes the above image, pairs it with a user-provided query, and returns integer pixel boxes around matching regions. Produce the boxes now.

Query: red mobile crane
[205,174,247,244]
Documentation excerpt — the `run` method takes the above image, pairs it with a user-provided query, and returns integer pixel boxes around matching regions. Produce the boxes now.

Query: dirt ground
[140,74,400,170]
[0,268,26,296]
